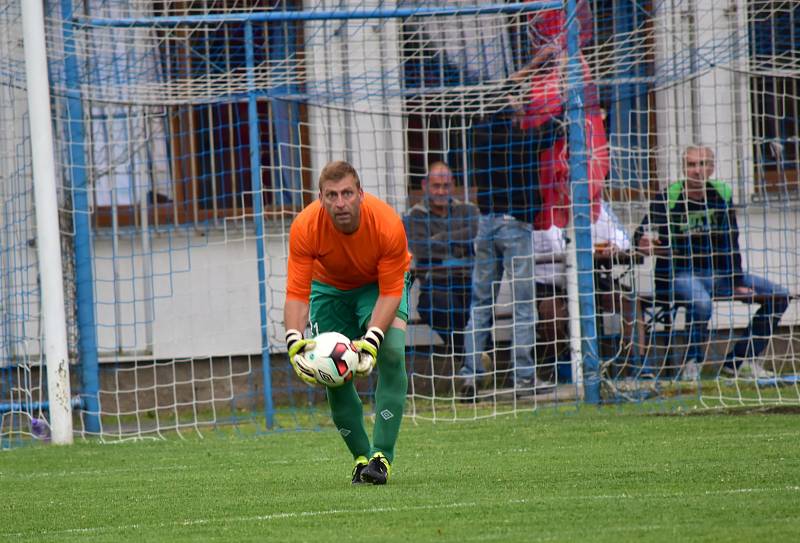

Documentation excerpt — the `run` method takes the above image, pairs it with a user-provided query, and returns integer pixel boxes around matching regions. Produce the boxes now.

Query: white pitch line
[0,457,309,480]
[0,465,191,480]
[1,501,482,538]
[3,487,798,539]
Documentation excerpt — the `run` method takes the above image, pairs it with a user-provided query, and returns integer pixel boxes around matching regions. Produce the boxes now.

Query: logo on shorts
[380,409,394,420]
[339,428,351,437]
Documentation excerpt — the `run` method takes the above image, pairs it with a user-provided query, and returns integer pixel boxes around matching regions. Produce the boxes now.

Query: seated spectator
[533,201,645,381]
[404,162,479,355]
[635,145,790,379]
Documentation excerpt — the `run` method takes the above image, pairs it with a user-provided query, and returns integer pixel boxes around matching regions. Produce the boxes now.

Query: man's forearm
[447,224,477,243]
[284,299,310,335]
[367,295,402,333]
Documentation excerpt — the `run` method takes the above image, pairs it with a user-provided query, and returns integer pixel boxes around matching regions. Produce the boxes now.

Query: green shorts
[309,273,411,339]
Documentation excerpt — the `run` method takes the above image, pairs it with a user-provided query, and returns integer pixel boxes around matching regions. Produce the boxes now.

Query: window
[399,1,657,201]
[91,0,310,228]
[749,1,799,195]
[590,0,655,200]
[400,2,517,192]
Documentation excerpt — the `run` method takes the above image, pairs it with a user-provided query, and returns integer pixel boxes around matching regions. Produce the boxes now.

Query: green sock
[370,326,407,464]
[327,381,371,460]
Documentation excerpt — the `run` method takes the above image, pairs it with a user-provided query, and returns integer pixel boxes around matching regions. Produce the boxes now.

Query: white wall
[86,202,799,361]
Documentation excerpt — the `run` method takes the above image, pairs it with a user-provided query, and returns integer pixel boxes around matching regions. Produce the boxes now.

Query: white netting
[1,1,798,445]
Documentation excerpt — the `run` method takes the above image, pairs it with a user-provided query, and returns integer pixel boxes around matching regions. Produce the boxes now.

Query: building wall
[88,203,799,361]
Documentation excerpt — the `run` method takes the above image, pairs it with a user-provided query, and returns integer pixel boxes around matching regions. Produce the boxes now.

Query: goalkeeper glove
[352,327,384,377]
[285,329,317,386]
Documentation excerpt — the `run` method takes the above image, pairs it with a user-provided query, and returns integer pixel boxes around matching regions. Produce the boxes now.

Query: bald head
[683,146,715,188]
[423,162,454,216]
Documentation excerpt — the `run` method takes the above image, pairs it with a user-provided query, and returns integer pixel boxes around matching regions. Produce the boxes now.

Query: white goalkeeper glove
[352,327,384,377]
[285,329,317,386]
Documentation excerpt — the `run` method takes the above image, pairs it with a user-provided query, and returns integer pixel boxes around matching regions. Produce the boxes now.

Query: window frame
[92,0,312,229]
[748,0,800,197]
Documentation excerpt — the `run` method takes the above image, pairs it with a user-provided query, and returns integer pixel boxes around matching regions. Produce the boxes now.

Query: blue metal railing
[79,3,562,27]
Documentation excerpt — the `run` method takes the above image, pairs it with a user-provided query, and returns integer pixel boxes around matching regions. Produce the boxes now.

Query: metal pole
[565,0,600,403]
[60,0,101,433]
[245,22,275,429]
[84,2,563,28]
[21,0,74,444]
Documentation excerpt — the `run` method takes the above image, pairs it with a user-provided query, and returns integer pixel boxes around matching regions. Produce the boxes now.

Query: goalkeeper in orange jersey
[283,160,411,485]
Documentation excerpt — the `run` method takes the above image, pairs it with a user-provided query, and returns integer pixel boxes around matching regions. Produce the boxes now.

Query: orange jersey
[286,193,411,302]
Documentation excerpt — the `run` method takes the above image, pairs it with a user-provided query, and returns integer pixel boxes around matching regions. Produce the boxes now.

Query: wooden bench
[405,264,513,346]
[406,310,513,328]
[638,292,798,331]
[634,291,798,375]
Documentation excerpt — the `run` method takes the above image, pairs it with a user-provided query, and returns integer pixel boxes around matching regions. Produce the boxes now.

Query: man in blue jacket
[636,145,789,379]
[404,162,479,357]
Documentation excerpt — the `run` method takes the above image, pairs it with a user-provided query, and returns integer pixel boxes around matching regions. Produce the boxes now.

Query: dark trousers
[417,274,472,354]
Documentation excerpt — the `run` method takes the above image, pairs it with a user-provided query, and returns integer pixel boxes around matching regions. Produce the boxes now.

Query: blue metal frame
[565,0,600,403]
[60,0,100,432]
[56,0,610,420]
[244,22,275,429]
[82,3,562,27]
[0,396,83,416]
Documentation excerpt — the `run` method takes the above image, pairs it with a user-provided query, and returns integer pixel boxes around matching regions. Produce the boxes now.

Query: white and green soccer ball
[305,332,359,387]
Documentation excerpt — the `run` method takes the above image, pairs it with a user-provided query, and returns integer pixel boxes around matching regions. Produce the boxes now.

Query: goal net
[1,0,798,443]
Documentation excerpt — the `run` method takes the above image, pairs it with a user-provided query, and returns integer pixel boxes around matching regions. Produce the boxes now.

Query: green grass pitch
[2,408,798,542]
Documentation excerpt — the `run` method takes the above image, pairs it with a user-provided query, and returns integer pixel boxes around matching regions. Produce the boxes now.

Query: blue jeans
[460,215,536,382]
[671,271,789,362]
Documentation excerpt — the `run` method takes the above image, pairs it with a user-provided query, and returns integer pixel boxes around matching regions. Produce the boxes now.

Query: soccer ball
[305,332,359,387]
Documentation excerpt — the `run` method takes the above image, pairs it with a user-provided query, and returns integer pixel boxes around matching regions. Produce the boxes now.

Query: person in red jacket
[508,0,608,230]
